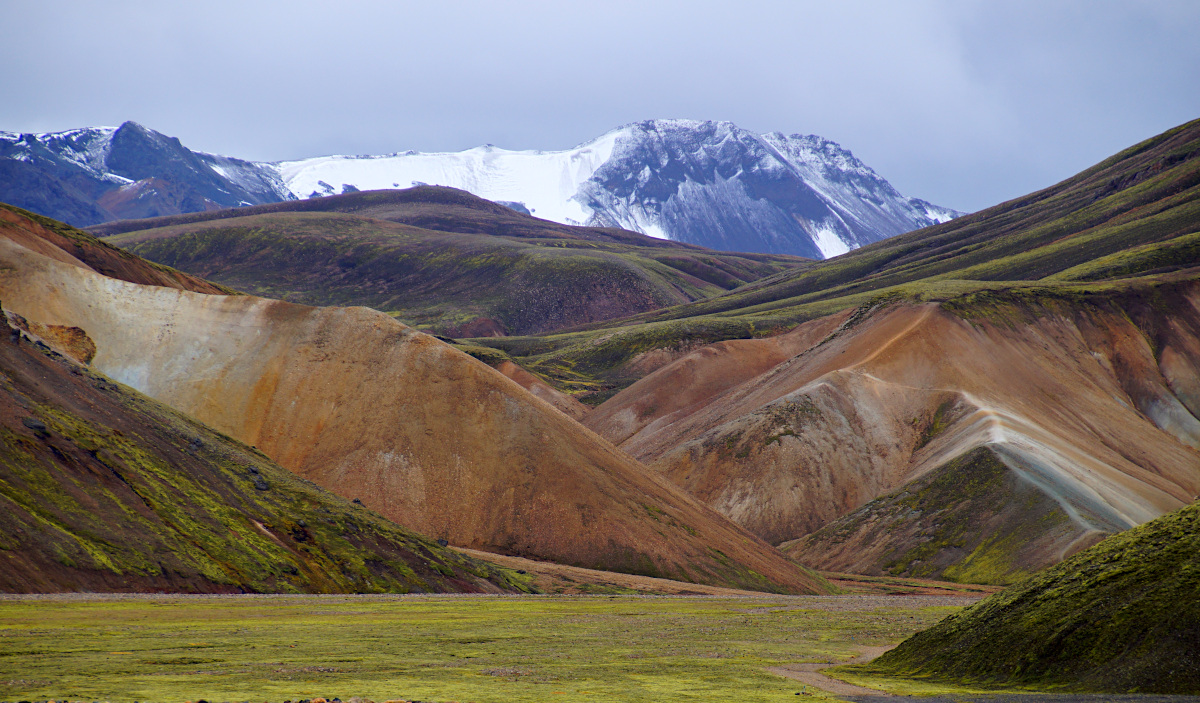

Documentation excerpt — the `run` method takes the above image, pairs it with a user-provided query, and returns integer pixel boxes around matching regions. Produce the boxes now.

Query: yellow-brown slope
[0,215,826,594]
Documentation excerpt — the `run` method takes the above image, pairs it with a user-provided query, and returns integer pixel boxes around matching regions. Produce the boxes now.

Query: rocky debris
[20,417,46,431]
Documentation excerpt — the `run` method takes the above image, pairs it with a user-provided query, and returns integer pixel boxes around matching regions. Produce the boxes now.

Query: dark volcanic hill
[93,187,802,337]
[90,184,704,245]
[0,312,528,594]
[858,497,1200,693]
[0,205,829,594]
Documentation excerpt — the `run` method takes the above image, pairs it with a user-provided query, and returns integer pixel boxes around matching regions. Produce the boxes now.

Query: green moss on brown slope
[855,496,1200,693]
[787,447,1104,586]
[0,316,529,594]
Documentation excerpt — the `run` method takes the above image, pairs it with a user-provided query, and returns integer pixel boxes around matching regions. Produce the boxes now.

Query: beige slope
[585,290,1200,579]
[0,231,826,594]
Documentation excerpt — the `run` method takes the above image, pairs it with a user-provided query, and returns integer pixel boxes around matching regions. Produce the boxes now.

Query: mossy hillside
[476,315,792,402]
[461,278,1070,402]
[854,497,1200,693]
[109,209,799,335]
[0,329,530,594]
[475,258,1199,404]
[0,594,972,702]
[791,448,1091,586]
[1048,228,1200,282]
[89,184,804,278]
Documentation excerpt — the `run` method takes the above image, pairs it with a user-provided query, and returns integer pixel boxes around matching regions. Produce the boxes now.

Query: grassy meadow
[0,594,973,702]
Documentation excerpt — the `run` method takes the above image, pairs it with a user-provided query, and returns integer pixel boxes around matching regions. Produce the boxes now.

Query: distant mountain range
[0,122,290,225]
[1,120,961,258]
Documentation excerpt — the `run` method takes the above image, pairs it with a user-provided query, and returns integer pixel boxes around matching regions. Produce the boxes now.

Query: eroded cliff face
[0,215,826,594]
[586,289,1200,582]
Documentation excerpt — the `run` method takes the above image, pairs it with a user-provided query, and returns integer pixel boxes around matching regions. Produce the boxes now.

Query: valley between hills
[0,117,1198,700]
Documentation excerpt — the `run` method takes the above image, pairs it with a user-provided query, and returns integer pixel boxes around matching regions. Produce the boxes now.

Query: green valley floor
[0,593,972,702]
[3,594,1198,703]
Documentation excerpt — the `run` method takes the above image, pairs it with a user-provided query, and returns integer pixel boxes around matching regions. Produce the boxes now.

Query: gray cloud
[3,0,1197,212]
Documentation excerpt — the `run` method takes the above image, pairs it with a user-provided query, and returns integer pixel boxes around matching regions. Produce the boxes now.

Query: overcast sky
[4,0,1198,212]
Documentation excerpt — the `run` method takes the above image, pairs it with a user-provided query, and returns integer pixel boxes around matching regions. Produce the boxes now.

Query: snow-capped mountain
[273,119,961,258]
[0,122,291,225]
[0,120,959,257]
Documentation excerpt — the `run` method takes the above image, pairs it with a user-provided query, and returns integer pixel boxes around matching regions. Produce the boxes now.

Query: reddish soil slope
[493,360,591,421]
[586,289,1200,582]
[0,209,826,594]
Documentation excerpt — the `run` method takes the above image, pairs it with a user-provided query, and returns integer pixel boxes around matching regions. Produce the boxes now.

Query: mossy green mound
[855,497,1200,693]
[102,187,800,337]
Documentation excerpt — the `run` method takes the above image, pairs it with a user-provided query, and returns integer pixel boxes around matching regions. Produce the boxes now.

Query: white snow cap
[267,119,961,258]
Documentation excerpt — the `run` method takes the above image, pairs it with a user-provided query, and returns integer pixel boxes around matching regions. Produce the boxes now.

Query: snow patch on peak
[808,221,852,259]
[261,119,962,258]
[275,129,622,225]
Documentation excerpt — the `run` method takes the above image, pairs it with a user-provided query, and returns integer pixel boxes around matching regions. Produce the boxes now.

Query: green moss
[799,447,1084,586]
[452,342,512,366]
[913,399,954,451]
[0,593,970,702]
[858,497,1200,693]
[1049,228,1200,281]
[0,349,531,595]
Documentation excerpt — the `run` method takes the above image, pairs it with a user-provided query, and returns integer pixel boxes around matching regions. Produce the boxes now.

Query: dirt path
[848,305,935,369]
[767,645,895,697]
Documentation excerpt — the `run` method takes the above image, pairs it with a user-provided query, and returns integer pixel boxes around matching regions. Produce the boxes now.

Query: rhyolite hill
[0,203,830,595]
[486,116,1200,584]
[0,211,528,594]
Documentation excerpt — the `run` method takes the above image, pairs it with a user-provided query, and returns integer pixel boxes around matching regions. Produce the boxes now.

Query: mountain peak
[272,119,960,257]
[115,120,148,133]
[0,122,291,226]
